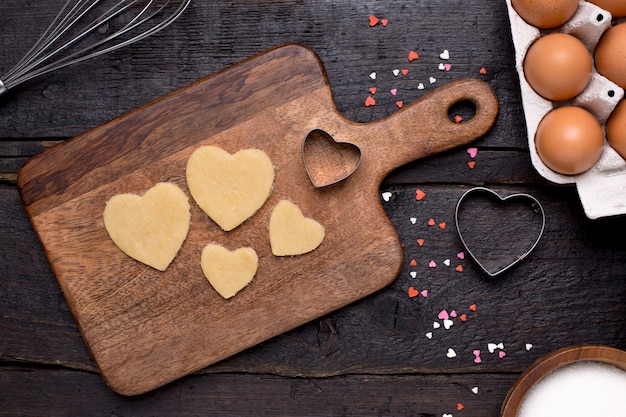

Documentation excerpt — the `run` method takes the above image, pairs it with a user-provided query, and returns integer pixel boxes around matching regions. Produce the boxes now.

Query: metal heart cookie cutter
[455,187,546,277]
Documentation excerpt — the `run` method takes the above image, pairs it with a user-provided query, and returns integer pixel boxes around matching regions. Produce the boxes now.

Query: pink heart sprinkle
[450,310,457,318]
[457,252,465,260]
[444,63,452,71]
[421,290,429,297]
[499,351,507,359]
[438,310,449,320]
[390,88,398,96]
[429,260,437,268]
[467,147,478,158]
[473,350,482,364]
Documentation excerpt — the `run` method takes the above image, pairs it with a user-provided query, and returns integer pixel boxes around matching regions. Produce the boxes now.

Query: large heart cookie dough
[201,244,258,299]
[186,146,275,231]
[269,200,325,256]
[103,182,191,271]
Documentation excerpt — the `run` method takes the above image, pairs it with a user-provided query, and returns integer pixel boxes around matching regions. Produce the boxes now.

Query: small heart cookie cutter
[454,187,546,277]
[302,128,362,188]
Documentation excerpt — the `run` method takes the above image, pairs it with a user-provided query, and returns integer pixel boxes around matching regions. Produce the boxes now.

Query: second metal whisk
[0,0,192,96]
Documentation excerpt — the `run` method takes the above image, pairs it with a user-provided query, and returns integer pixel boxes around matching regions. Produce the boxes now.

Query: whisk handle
[0,80,7,96]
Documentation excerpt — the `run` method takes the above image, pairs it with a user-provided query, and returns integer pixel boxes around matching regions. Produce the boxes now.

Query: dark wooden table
[1,1,624,415]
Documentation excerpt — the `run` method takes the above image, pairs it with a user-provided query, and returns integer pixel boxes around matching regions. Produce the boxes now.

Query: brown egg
[607,100,626,159]
[595,23,626,89]
[587,0,626,17]
[512,0,579,28]
[535,106,604,175]
[524,33,592,101]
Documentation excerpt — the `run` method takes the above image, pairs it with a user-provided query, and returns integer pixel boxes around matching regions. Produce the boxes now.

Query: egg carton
[505,0,626,219]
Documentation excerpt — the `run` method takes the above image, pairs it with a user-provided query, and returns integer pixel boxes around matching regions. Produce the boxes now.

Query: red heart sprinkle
[468,161,476,169]
[408,287,419,298]
[438,222,446,230]
[457,403,464,411]
[401,68,409,76]
[408,50,419,62]
[395,100,403,109]
[365,96,376,107]
[368,15,379,27]
[454,115,463,123]
[428,218,435,226]
[369,87,377,95]
[381,18,388,26]
[455,264,463,272]
[417,239,425,246]
[409,259,417,267]
[460,314,467,322]
[469,304,477,311]
[415,189,426,200]
[479,67,487,75]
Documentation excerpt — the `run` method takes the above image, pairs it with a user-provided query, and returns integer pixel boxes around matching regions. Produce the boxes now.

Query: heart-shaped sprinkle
[444,63,452,71]
[415,189,426,201]
[417,83,425,89]
[408,50,419,62]
[438,63,445,71]
[269,200,325,256]
[426,332,433,339]
[433,321,441,329]
[526,343,533,351]
[303,129,362,188]
[499,351,507,358]
[408,287,419,298]
[369,87,377,95]
[381,18,388,26]
[421,290,428,297]
[447,348,457,358]
[473,350,482,363]
[469,304,477,312]
[457,252,465,259]
[457,403,464,411]
[429,260,437,268]
[410,259,417,267]
[479,67,487,75]
[454,115,463,123]
[472,386,479,394]
[365,96,376,107]
[467,147,478,158]
[439,222,447,230]
[444,259,451,266]
[401,68,409,76]
[443,414,453,417]
[410,271,417,278]
[369,71,377,80]
[103,182,190,271]
[450,310,457,318]
[429,76,437,84]
[417,238,424,246]
[395,100,403,109]
[440,50,450,60]
[410,218,418,225]
[459,314,467,322]
[186,146,274,231]
[455,187,545,276]
[455,264,463,272]
[488,343,497,353]
[393,68,400,76]
[438,310,450,320]
[443,319,454,329]
[201,244,258,299]
[368,15,379,26]
[468,161,476,169]
[381,191,392,202]
[390,88,398,96]
[428,218,436,226]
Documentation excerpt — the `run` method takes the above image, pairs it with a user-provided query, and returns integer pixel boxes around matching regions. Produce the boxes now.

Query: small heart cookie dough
[103,182,190,271]
[201,244,258,299]
[269,200,325,256]
[186,145,274,231]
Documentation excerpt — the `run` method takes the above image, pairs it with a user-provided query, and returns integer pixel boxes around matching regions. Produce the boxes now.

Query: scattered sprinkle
[526,343,533,351]
[447,348,457,358]
[369,87,377,95]
[428,218,436,226]
[455,264,463,272]
[429,76,437,84]
[429,260,437,268]
[410,271,417,278]
[421,290,428,297]
[392,68,400,76]
[473,349,482,363]
[409,259,417,267]
[433,321,441,329]
[416,238,424,246]
[499,351,507,359]
[381,18,388,26]
[472,386,479,395]
[440,50,450,60]
[479,67,487,75]
[408,50,420,62]
[443,259,451,266]
[369,71,377,80]
[426,331,433,339]
[457,403,464,411]
[415,189,426,201]
[390,88,397,96]
[468,161,476,169]
[467,147,478,158]
[368,15,379,26]
[381,191,392,202]
[365,96,376,107]
[408,287,419,298]
[417,83,425,90]
[410,217,417,224]
[469,304,477,312]
[454,115,463,123]
[395,100,403,109]
[438,310,449,320]
[438,222,447,230]
[443,319,454,330]
[459,314,467,322]
[401,68,409,76]
[457,252,465,260]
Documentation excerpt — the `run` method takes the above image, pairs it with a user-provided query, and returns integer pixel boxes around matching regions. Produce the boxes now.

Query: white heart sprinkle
[369,71,377,80]
[444,259,451,266]
[443,319,454,330]
[417,83,425,90]
[446,348,456,358]
[440,50,450,60]
[526,343,533,351]
[497,342,505,350]
[433,321,441,329]
[438,63,445,71]
[392,69,400,76]
[488,343,497,353]
[443,414,453,417]
[429,77,437,84]
[472,386,479,394]
[410,271,417,278]
[381,192,392,201]
[410,217,417,224]
[426,332,433,339]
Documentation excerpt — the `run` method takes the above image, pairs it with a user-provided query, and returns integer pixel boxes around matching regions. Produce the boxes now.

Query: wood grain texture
[2,0,626,414]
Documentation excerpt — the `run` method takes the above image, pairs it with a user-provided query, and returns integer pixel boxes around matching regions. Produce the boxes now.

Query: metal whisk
[0,0,192,96]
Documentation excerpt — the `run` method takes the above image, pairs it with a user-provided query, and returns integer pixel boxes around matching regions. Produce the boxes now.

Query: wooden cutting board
[17,44,498,396]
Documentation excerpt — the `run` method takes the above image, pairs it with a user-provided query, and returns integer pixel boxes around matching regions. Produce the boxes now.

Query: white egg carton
[505,0,626,219]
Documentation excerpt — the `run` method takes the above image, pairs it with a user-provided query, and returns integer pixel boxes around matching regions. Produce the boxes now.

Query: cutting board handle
[363,78,499,174]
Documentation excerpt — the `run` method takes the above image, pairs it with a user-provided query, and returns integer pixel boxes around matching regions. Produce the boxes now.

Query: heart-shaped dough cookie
[201,244,258,299]
[186,146,274,231]
[269,200,325,256]
[103,182,191,271]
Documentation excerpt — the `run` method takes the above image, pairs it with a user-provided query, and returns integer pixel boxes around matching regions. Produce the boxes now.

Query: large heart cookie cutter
[455,187,546,277]
[302,128,362,188]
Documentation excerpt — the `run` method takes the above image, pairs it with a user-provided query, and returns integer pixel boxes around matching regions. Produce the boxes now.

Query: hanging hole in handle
[448,99,477,124]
